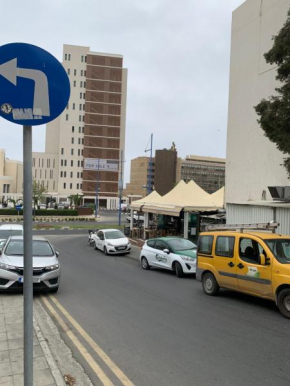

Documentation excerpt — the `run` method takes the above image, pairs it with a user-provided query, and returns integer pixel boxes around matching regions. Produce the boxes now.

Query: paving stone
[0,376,13,386]
[34,369,55,385]
[5,322,23,332]
[7,330,24,340]
[0,350,10,363]
[34,356,49,371]
[0,340,8,351]
[0,332,7,341]
[0,361,12,377]
[8,336,38,350]
[11,359,23,375]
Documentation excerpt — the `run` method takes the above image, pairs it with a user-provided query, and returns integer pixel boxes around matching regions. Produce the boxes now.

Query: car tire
[50,286,59,293]
[94,241,98,250]
[202,272,219,296]
[104,246,108,255]
[174,262,184,278]
[277,288,290,319]
[141,257,150,270]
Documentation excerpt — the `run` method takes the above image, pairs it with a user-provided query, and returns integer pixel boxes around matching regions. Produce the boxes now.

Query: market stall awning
[130,190,162,211]
[142,180,224,215]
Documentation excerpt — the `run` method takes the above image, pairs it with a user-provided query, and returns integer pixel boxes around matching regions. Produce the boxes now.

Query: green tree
[68,194,83,206]
[32,180,48,208]
[254,9,290,177]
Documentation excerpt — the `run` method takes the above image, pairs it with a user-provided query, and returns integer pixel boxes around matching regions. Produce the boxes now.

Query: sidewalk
[0,295,65,386]
[0,294,93,386]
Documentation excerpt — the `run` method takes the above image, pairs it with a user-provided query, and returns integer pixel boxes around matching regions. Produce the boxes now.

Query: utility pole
[145,133,153,195]
[95,158,100,218]
[118,150,124,226]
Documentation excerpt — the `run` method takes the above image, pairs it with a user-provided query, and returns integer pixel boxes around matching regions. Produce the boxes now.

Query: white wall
[226,0,290,204]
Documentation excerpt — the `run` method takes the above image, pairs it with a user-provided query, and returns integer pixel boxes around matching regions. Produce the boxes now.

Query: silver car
[0,236,60,292]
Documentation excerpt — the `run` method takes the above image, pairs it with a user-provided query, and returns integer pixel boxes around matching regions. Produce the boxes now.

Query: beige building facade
[33,44,128,208]
[226,0,290,205]
[123,157,152,198]
[181,155,225,194]
[0,149,23,202]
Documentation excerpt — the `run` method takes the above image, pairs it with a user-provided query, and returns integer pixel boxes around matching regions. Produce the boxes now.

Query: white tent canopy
[142,180,224,216]
[130,190,162,211]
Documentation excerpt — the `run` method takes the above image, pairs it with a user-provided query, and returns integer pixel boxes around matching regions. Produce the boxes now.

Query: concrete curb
[33,316,66,386]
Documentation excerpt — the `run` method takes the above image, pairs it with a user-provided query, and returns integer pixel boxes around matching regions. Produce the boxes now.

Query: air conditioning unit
[268,186,290,201]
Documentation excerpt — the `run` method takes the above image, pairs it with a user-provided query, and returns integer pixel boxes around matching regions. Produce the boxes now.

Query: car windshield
[5,240,54,257]
[0,230,23,239]
[265,239,290,264]
[105,231,125,240]
[167,238,197,251]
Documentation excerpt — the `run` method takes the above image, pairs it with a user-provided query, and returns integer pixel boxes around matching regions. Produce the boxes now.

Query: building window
[78,138,81,145]
[82,127,84,133]
[78,149,80,156]
[40,170,42,178]
[81,70,83,76]
[81,172,83,178]
[84,71,86,76]
[64,183,66,189]
[33,158,35,167]
[61,160,63,166]
[66,103,69,109]
[68,69,70,75]
[82,116,84,122]
[66,114,68,121]
[84,56,87,62]
[80,92,82,99]
[53,159,55,168]
[71,149,74,155]
[77,172,79,178]
[83,93,85,99]
[64,160,67,166]
[84,82,86,88]
[73,103,75,110]
[79,104,82,110]
[81,55,84,62]
[70,172,73,178]
[60,171,63,177]
[64,171,67,177]
[72,126,74,133]
[50,170,53,178]
[61,148,64,155]
[78,127,81,133]
[80,183,83,189]
[74,69,77,76]
[68,54,71,61]
[78,161,80,167]
[80,81,83,88]
[45,170,47,179]
[71,137,74,144]
[65,54,67,60]
[81,149,83,155]
[53,181,55,190]
[77,183,79,189]
[83,104,85,110]
[70,183,72,189]
[79,115,81,122]
[82,138,84,144]
[81,161,83,167]
[71,160,73,167]
[73,81,76,87]
[3,184,10,193]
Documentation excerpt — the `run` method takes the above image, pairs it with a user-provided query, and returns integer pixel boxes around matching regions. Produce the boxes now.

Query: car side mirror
[259,253,266,265]
[163,249,170,254]
[55,251,59,258]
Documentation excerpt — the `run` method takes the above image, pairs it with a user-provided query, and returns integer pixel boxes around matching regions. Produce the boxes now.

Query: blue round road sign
[0,43,70,126]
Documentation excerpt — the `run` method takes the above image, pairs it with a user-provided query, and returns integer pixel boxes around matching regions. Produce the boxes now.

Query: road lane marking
[41,296,114,386]
[49,295,135,386]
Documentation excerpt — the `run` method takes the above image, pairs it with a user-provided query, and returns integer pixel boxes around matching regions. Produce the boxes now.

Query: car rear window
[198,236,214,255]
[5,240,54,256]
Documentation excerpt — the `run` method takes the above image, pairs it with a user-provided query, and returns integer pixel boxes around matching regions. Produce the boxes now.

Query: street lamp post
[95,158,100,218]
[145,133,153,195]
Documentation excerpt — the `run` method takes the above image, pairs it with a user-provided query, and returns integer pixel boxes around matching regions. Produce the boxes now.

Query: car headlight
[180,255,195,262]
[107,243,114,247]
[44,264,59,271]
[0,263,17,271]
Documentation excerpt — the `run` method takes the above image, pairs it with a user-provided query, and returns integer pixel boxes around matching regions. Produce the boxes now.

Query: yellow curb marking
[41,296,113,386]
[49,295,134,386]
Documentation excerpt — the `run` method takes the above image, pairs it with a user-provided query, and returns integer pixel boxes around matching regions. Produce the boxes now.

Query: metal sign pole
[23,125,33,386]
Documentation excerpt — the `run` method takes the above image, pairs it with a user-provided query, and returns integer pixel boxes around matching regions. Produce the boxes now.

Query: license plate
[18,277,41,283]
[118,247,126,250]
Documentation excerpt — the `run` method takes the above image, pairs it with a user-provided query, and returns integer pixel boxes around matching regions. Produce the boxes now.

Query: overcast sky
[0,0,245,182]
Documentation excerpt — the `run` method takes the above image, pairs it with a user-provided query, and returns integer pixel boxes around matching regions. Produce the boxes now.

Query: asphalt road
[42,234,290,386]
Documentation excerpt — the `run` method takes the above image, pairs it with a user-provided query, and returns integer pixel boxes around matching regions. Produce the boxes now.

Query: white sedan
[91,229,131,255]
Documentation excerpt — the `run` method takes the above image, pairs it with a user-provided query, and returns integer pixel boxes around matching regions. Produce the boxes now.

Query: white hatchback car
[140,237,197,277]
[91,229,131,255]
[0,235,60,292]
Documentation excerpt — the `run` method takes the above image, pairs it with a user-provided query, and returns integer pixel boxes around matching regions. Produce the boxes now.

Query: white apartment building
[33,44,127,208]
[226,0,290,234]
[0,149,23,202]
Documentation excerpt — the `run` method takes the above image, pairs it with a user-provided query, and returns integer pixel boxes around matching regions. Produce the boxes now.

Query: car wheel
[141,257,150,270]
[50,286,59,293]
[104,246,108,255]
[94,241,98,250]
[202,272,219,296]
[277,288,290,318]
[174,262,184,278]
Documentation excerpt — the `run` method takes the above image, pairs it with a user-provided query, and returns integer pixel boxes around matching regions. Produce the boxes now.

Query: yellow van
[196,222,290,318]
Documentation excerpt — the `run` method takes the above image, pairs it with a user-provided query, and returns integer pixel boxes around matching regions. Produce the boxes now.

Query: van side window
[216,236,235,258]
[239,238,263,265]
[198,236,214,255]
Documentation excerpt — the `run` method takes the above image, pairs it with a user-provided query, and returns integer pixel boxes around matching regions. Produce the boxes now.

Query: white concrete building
[33,44,127,208]
[226,0,290,234]
[0,149,23,203]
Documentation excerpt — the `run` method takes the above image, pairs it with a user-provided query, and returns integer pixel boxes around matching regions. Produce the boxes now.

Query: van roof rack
[205,221,280,233]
